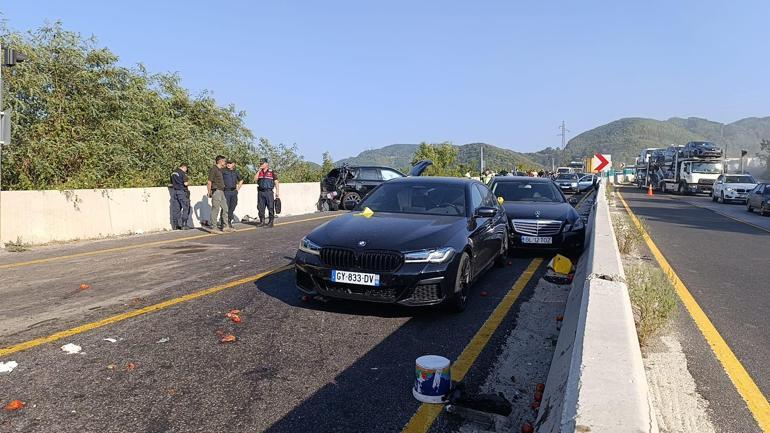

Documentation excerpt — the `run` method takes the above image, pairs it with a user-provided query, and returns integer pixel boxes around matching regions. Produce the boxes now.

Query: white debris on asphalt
[60,343,82,354]
[156,337,170,344]
[0,361,19,374]
[103,337,118,343]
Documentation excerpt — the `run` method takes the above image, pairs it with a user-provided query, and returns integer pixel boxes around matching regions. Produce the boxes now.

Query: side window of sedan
[470,185,484,211]
[380,169,402,181]
[358,168,381,180]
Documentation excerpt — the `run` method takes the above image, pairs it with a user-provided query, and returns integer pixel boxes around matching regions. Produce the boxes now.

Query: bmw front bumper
[294,251,460,306]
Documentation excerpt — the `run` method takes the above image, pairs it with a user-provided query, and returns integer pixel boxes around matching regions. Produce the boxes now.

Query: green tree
[0,22,261,190]
[255,138,318,183]
[411,142,461,176]
[320,151,335,175]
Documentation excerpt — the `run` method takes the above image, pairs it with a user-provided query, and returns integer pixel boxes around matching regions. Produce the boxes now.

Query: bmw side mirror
[568,197,579,206]
[474,207,497,218]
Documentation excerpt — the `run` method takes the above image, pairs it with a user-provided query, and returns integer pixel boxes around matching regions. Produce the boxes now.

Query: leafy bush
[626,264,678,346]
[0,22,321,190]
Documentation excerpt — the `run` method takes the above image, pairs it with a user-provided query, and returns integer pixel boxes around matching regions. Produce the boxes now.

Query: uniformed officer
[254,158,279,228]
[222,160,243,228]
[170,163,193,230]
[207,155,231,233]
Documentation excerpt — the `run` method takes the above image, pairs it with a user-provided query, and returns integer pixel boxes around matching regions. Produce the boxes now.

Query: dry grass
[626,264,678,346]
[613,214,643,255]
[4,237,31,253]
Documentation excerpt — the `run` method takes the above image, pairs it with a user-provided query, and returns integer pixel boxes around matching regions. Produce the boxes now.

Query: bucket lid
[415,355,450,369]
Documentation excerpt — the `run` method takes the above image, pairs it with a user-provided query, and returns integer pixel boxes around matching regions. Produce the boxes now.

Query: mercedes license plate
[521,236,552,244]
[331,270,380,286]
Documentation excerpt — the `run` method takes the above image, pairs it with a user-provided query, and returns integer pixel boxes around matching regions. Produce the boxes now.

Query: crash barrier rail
[535,183,658,433]
[0,183,320,245]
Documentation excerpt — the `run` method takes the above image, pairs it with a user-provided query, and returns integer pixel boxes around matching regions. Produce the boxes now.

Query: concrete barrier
[0,182,319,245]
[535,183,658,433]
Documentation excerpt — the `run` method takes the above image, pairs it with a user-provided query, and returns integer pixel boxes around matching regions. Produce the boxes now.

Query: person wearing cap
[207,155,231,233]
[170,163,193,230]
[222,160,243,228]
[254,158,279,227]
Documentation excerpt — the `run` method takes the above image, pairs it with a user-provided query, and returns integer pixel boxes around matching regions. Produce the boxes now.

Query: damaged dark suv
[318,161,432,211]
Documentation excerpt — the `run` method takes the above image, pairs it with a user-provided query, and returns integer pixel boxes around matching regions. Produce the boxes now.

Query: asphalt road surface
[0,205,584,433]
[619,186,769,433]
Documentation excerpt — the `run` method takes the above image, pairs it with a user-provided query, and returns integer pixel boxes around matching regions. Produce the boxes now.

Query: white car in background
[711,174,757,203]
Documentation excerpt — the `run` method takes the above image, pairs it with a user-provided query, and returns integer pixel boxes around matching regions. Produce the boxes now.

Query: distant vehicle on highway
[554,173,580,194]
[746,182,770,216]
[296,177,508,312]
[650,148,723,195]
[711,174,757,204]
[577,174,599,192]
[489,176,585,256]
[681,141,723,159]
[556,167,572,174]
[318,161,432,211]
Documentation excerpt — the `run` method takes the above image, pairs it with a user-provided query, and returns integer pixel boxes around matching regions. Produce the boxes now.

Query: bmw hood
[306,212,467,252]
[502,201,578,222]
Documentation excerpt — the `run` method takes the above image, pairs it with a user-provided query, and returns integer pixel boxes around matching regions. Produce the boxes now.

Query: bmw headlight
[726,187,734,192]
[299,237,322,255]
[571,182,578,187]
[568,218,585,231]
[404,247,455,263]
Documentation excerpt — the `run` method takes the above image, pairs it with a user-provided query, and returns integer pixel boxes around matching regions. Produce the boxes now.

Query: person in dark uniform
[254,158,280,227]
[222,160,243,228]
[170,163,193,230]
[207,155,231,233]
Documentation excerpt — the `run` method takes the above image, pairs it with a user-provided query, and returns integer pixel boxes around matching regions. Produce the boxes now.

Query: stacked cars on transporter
[648,141,724,194]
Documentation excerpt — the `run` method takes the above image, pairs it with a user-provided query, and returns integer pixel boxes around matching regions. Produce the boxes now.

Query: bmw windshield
[492,181,564,203]
[556,174,578,181]
[357,183,466,216]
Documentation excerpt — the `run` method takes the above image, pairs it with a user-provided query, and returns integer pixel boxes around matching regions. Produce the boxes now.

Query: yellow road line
[617,191,770,432]
[401,258,543,433]
[0,265,292,358]
[0,214,338,270]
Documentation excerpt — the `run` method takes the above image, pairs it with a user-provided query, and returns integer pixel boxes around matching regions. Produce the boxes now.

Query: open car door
[408,160,433,176]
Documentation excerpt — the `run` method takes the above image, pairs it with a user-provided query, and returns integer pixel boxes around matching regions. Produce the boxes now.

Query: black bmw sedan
[295,177,508,312]
[489,177,585,255]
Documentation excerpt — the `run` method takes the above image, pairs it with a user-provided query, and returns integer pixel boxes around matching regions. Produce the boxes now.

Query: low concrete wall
[0,183,319,245]
[535,183,658,433]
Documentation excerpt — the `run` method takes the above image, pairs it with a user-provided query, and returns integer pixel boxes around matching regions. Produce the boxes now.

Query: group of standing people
[170,155,280,233]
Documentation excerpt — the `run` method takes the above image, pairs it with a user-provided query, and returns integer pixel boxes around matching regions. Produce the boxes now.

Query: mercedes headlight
[404,247,455,263]
[299,237,322,255]
[568,218,585,231]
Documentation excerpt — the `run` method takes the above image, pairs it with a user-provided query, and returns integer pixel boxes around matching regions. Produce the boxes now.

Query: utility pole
[479,144,484,174]
[557,121,569,168]
[1,44,27,246]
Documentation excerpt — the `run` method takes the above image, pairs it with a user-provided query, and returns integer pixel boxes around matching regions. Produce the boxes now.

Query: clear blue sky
[3,0,769,162]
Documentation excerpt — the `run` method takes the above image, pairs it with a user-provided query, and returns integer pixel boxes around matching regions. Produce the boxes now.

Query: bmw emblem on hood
[535,210,541,218]
[358,240,367,247]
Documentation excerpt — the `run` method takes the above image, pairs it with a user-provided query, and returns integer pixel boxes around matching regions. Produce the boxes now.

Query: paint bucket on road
[412,355,451,403]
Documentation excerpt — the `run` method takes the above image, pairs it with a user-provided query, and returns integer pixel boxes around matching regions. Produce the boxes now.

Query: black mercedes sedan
[295,177,508,312]
[489,177,585,255]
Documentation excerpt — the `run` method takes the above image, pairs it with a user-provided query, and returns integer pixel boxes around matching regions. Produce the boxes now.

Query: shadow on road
[251,259,547,433]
